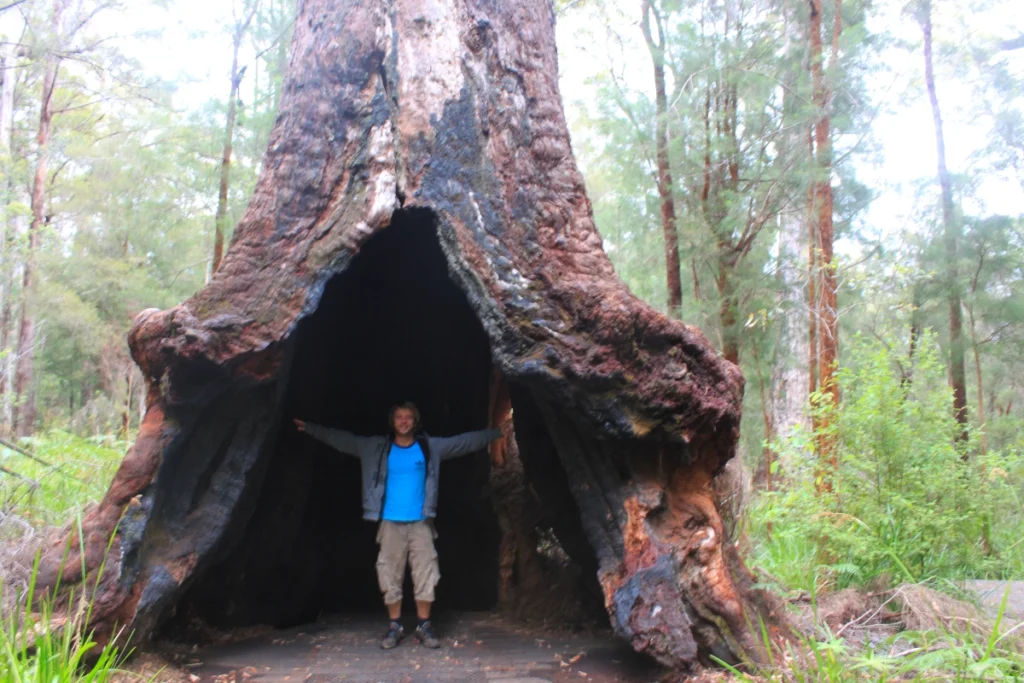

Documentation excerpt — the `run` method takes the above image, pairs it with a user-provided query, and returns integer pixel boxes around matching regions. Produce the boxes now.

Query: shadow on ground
[148,612,664,683]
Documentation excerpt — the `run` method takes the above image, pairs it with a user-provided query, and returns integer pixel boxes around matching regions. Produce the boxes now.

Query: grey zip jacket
[304,424,501,521]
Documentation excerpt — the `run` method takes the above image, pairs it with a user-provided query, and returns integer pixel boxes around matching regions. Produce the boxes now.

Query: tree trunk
[641,0,683,319]
[919,0,968,435]
[807,195,818,394]
[717,249,740,365]
[966,303,986,452]
[13,39,58,436]
[38,0,786,671]
[809,0,839,480]
[212,6,258,276]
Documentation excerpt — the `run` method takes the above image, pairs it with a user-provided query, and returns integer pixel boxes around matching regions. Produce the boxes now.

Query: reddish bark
[641,0,683,319]
[39,0,785,671]
[808,0,839,478]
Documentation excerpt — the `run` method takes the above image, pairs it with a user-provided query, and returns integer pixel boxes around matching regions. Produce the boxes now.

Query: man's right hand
[293,418,306,432]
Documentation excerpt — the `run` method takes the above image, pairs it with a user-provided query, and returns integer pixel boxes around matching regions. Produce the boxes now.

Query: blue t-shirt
[381,441,427,522]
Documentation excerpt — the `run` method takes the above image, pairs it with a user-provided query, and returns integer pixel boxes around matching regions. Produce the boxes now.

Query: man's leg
[376,521,410,648]
[408,521,441,648]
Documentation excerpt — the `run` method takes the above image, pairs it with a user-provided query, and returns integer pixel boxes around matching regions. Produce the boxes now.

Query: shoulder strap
[416,433,432,469]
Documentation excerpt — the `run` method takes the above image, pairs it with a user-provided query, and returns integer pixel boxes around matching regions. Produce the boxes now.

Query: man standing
[294,403,501,649]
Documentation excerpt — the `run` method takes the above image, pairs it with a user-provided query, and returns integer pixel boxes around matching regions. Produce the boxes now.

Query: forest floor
[119,582,1024,683]
[134,612,665,683]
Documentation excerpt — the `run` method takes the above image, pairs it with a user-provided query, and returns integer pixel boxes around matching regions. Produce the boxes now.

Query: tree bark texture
[919,0,968,434]
[38,0,784,671]
[640,0,683,319]
[808,0,838,478]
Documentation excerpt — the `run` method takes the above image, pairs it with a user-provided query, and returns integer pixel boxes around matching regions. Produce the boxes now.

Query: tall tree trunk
[212,4,259,276]
[919,0,968,435]
[809,0,840,484]
[13,38,59,436]
[806,173,819,425]
[769,1,811,443]
[641,0,683,319]
[806,139,818,403]
[717,250,740,364]
[719,24,742,364]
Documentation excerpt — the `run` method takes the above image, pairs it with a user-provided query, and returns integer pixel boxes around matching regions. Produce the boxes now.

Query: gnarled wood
[38,0,785,672]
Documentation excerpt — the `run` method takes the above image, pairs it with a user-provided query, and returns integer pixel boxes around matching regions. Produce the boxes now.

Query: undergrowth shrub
[0,527,131,683]
[0,431,126,531]
[748,333,1024,593]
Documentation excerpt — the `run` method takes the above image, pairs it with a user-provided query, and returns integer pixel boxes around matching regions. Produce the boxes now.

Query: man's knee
[408,521,440,602]
[376,522,407,604]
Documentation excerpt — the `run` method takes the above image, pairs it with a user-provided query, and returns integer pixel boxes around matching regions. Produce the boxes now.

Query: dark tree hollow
[168,212,508,629]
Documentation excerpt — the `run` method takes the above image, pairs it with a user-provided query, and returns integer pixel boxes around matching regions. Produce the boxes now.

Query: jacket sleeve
[432,428,502,461]
[304,423,368,456]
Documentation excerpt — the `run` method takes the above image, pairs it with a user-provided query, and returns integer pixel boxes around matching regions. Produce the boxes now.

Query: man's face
[392,408,416,436]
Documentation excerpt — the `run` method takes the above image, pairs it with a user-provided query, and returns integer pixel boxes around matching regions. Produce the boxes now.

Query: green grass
[0,433,134,683]
[715,590,1024,681]
[0,431,127,530]
[0,542,132,683]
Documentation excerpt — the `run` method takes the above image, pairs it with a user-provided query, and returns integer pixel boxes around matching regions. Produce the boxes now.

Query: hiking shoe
[380,622,404,649]
[414,620,441,649]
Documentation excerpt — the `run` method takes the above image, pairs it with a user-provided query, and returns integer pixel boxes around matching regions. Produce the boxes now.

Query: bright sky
[119,0,250,106]
[554,0,1024,250]
[9,0,1022,244]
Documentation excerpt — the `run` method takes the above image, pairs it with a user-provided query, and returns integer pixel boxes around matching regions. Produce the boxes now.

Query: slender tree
[917,0,968,436]
[13,0,62,435]
[640,0,682,318]
[212,0,260,276]
[808,0,841,477]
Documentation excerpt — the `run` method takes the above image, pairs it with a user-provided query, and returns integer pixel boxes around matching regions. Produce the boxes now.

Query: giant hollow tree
[36,0,785,672]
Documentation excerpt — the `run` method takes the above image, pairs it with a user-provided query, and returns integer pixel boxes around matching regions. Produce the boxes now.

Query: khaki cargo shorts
[375,520,440,604]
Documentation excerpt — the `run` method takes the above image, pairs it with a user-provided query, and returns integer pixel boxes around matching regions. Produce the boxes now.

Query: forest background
[0,0,1022,651]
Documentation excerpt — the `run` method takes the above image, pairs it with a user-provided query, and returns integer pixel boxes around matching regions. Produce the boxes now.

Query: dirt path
[164,613,664,683]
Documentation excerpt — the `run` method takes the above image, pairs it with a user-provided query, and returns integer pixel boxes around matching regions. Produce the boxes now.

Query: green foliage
[748,333,1024,593]
[714,605,1024,681]
[0,432,126,531]
[0,545,131,683]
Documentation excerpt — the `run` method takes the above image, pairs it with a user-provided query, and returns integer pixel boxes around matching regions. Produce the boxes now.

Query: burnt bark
[38,0,784,672]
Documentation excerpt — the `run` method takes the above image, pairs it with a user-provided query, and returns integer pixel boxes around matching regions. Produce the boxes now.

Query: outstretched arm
[294,418,367,456]
[433,428,503,461]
